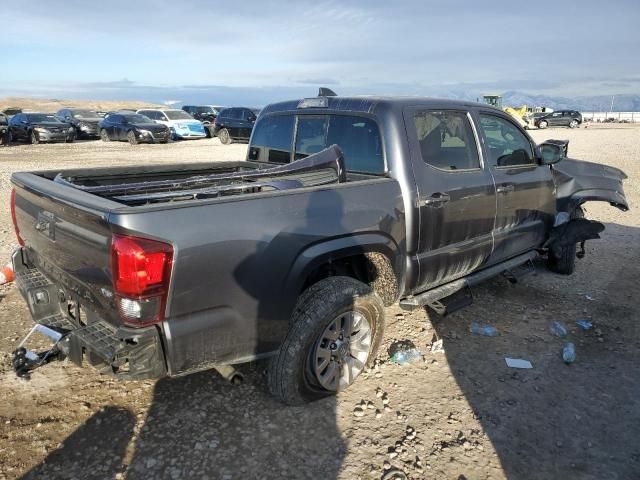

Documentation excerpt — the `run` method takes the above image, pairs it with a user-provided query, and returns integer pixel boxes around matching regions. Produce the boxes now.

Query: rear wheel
[30,131,39,145]
[100,129,110,142]
[538,120,548,129]
[218,128,232,145]
[268,276,385,405]
[569,120,579,128]
[127,130,138,145]
[547,207,584,275]
[66,133,75,143]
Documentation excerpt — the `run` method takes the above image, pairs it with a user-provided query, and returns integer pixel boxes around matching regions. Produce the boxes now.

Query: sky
[1,0,639,106]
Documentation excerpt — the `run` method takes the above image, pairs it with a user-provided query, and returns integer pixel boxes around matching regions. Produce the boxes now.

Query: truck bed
[41,145,349,207]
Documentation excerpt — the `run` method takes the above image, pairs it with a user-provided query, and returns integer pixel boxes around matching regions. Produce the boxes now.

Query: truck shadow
[20,406,135,480]
[428,222,640,479]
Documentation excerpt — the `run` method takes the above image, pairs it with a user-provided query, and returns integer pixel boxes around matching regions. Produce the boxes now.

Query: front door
[404,107,497,291]
[475,110,556,263]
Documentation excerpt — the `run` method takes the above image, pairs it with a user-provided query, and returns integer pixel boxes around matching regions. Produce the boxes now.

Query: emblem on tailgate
[35,211,56,240]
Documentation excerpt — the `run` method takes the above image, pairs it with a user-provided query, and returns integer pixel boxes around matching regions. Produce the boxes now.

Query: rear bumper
[11,248,166,380]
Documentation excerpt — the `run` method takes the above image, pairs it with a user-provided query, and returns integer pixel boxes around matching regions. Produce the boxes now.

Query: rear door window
[248,114,294,163]
[413,111,480,170]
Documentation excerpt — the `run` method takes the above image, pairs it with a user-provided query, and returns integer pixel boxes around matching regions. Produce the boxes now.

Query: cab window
[248,114,295,163]
[479,114,535,167]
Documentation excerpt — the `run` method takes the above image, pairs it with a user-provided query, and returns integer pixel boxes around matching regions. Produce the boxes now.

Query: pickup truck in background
[9,95,628,404]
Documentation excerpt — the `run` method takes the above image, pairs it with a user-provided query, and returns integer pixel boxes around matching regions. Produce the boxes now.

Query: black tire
[538,120,548,129]
[100,129,110,142]
[268,276,385,405]
[66,134,75,143]
[547,207,584,275]
[127,130,138,145]
[569,120,579,129]
[218,128,232,145]
[30,131,39,145]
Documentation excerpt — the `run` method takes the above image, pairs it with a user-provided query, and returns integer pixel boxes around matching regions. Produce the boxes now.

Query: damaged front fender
[553,157,629,212]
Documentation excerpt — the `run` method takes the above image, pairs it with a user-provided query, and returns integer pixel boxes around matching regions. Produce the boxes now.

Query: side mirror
[248,115,257,122]
[538,142,565,165]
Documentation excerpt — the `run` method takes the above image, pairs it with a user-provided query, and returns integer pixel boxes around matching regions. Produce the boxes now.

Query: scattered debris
[353,406,365,417]
[549,321,568,337]
[388,340,423,365]
[562,343,576,364]
[430,339,445,354]
[470,322,500,337]
[585,295,595,301]
[505,358,533,369]
[0,262,14,285]
[576,319,593,330]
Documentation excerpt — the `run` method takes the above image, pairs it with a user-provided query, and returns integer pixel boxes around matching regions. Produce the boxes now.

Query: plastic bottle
[549,321,568,337]
[390,348,422,365]
[470,322,500,337]
[562,343,576,364]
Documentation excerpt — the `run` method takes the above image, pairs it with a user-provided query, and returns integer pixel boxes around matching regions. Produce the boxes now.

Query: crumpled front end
[553,157,629,212]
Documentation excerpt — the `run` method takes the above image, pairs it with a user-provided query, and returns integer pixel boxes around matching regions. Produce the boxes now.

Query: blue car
[137,109,207,140]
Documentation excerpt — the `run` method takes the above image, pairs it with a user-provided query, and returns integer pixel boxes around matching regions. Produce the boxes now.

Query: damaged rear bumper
[11,249,166,380]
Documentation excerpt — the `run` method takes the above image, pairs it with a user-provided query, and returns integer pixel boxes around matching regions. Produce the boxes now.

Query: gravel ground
[0,126,638,480]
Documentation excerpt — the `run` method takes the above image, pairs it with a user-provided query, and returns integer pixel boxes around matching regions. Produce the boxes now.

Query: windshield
[195,106,214,114]
[26,114,62,123]
[165,110,193,120]
[72,110,101,120]
[123,114,152,123]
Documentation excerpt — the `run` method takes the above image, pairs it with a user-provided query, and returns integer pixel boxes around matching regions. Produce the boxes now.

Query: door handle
[496,184,515,194]
[419,192,450,207]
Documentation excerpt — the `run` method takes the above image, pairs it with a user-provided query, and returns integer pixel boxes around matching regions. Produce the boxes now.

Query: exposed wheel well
[302,252,398,306]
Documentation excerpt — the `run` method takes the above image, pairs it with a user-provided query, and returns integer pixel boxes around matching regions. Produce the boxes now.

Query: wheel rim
[128,131,136,144]
[570,121,577,128]
[540,121,547,128]
[220,129,229,143]
[312,310,372,391]
[101,130,108,141]
[31,132,38,144]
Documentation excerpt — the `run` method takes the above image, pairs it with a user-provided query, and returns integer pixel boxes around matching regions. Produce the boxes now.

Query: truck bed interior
[42,146,364,207]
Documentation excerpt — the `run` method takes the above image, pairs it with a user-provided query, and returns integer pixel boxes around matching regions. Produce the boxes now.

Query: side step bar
[399,251,538,310]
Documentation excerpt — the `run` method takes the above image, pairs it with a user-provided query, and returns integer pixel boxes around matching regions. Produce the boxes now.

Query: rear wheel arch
[288,236,403,307]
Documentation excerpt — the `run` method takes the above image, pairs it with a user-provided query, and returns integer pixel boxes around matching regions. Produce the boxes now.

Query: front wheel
[100,129,110,142]
[218,128,232,145]
[268,276,385,405]
[547,207,584,275]
[30,131,39,145]
[538,120,548,129]
[127,130,138,145]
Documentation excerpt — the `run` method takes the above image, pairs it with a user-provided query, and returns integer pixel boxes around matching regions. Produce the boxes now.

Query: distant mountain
[501,91,640,112]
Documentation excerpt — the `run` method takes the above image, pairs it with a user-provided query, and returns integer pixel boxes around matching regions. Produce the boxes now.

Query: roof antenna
[318,87,337,97]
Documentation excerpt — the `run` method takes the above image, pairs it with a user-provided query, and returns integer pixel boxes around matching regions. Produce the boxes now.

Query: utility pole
[610,95,615,112]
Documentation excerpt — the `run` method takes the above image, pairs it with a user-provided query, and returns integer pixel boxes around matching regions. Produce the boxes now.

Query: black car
[535,110,582,129]
[56,108,103,139]
[212,107,257,144]
[0,113,9,146]
[98,112,171,145]
[8,112,75,144]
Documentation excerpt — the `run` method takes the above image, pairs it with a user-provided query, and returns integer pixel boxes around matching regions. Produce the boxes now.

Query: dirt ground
[0,125,638,480]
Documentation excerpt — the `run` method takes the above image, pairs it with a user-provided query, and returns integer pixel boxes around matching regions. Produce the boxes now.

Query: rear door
[476,110,555,263]
[404,107,497,291]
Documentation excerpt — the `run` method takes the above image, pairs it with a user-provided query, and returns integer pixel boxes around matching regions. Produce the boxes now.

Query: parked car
[9,96,628,405]
[535,110,582,129]
[98,112,171,145]
[8,112,75,144]
[2,107,22,119]
[0,113,9,146]
[212,107,257,144]
[181,105,226,137]
[56,108,103,139]
[137,109,206,140]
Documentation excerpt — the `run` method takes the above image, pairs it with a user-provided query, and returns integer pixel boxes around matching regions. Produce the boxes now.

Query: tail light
[111,234,173,327]
[10,189,25,246]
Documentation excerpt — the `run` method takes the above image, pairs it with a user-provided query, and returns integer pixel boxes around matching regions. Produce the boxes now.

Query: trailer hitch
[12,324,69,379]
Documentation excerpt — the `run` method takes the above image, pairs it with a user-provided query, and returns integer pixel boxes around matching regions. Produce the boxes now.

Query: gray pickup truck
[10,95,628,404]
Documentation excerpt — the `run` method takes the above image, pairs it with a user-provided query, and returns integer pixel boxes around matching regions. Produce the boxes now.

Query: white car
[136,109,207,140]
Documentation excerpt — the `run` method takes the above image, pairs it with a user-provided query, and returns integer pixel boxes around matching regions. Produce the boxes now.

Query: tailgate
[11,173,118,325]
